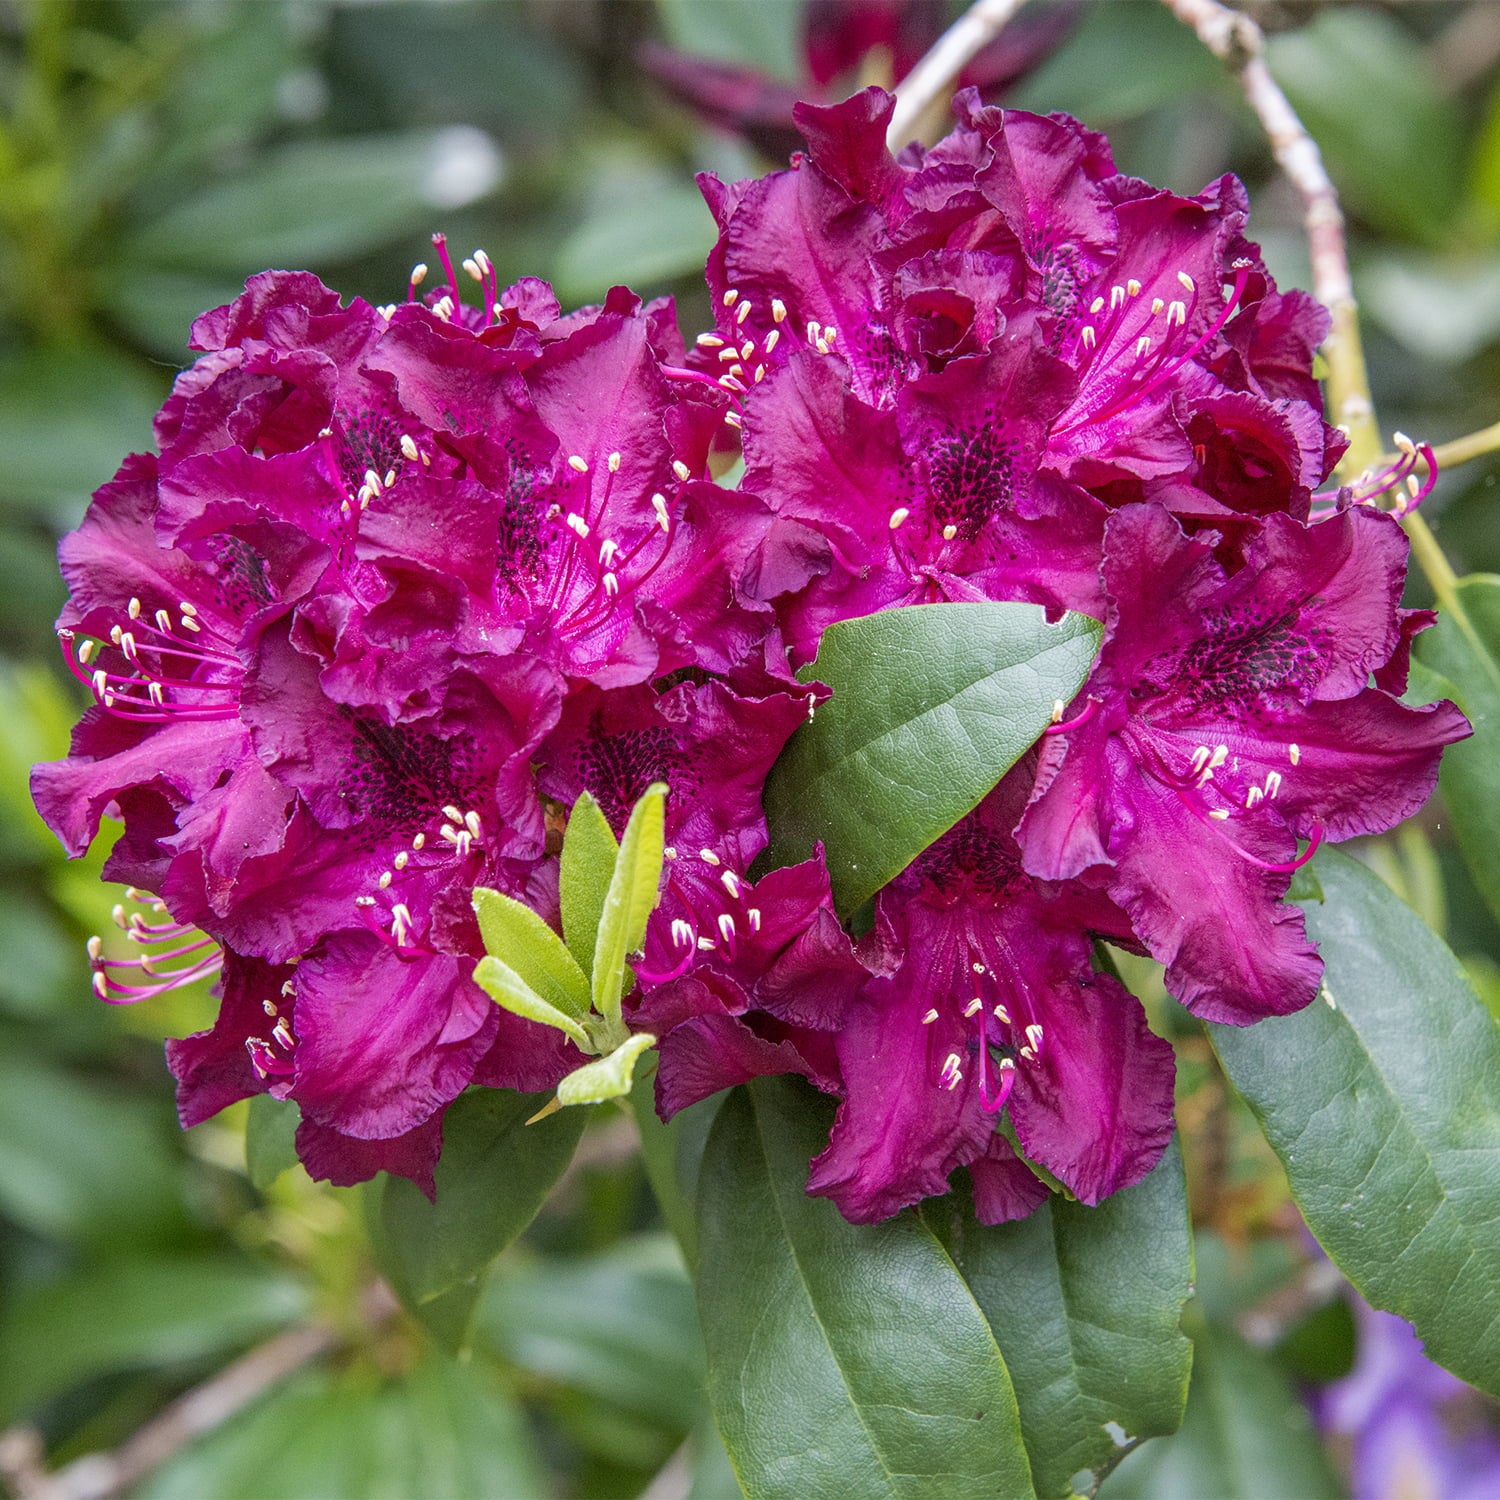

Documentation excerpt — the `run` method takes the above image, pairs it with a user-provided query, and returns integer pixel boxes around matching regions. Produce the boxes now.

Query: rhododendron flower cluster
[34,92,1468,1224]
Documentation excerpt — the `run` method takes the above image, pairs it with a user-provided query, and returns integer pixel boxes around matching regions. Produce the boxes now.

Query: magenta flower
[1017,503,1471,1023]
[803,776,1174,1224]
[692,88,1344,666]
[32,261,774,1190]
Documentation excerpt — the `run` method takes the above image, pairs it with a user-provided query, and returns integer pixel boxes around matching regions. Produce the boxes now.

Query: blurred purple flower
[1316,1300,1500,1500]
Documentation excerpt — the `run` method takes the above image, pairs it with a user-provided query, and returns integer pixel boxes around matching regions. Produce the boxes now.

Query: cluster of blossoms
[35,89,1468,1222]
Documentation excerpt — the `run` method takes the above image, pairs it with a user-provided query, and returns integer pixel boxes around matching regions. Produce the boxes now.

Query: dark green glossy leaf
[244,1093,301,1191]
[139,1355,547,1500]
[561,790,618,979]
[1416,574,1500,927]
[120,131,499,274]
[696,1077,1034,1500]
[371,1088,587,1314]
[929,1142,1193,1498]
[0,1257,306,1421]
[763,603,1101,915]
[1211,848,1500,1397]
[1098,1326,1342,1500]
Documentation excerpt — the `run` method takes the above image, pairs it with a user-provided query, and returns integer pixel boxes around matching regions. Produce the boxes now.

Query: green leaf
[1098,1326,1342,1500]
[1415,574,1500,928]
[473,954,591,1049]
[0,1054,188,1250]
[696,1077,1035,1500]
[473,886,589,1018]
[0,1257,306,1421]
[370,1088,588,1315]
[1211,848,1500,1397]
[557,1032,657,1107]
[0,345,162,523]
[928,1142,1194,1498]
[1268,8,1463,245]
[244,1093,301,1191]
[555,179,718,303]
[561,790,618,979]
[139,1355,547,1500]
[478,1235,706,1434]
[655,0,801,79]
[118,130,501,274]
[632,1079,724,1270]
[592,781,666,1025]
[763,603,1102,914]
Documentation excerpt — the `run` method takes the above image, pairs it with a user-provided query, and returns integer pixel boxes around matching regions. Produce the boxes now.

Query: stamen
[921,1009,939,1025]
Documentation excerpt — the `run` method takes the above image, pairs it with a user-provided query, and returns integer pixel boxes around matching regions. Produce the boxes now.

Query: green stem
[1404,512,1461,616]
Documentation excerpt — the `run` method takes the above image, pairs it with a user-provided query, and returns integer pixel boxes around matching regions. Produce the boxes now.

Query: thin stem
[1159,0,1381,473]
[886,0,1027,150]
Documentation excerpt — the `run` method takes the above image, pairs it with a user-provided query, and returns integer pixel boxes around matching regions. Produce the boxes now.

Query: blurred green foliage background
[1,3,1499,1497]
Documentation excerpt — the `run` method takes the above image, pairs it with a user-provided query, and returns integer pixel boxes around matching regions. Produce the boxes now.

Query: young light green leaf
[696,1078,1035,1500]
[556,1033,657,1108]
[473,955,590,1050]
[473,887,589,1019]
[1414,573,1500,927]
[591,782,667,1025]
[762,603,1102,915]
[560,790,618,978]
[1211,848,1500,1398]
[928,1141,1194,1498]
[370,1089,588,1316]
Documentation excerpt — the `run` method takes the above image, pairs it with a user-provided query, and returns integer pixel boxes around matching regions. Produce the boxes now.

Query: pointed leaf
[370,1088,588,1315]
[473,954,591,1049]
[696,1077,1035,1500]
[1415,574,1500,927]
[473,886,589,1018]
[929,1141,1194,1498]
[557,1034,658,1107]
[1210,848,1500,1397]
[561,790,618,977]
[762,603,1102,915]
[1099,1326,1341,1500]
[592,782,667,1023]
